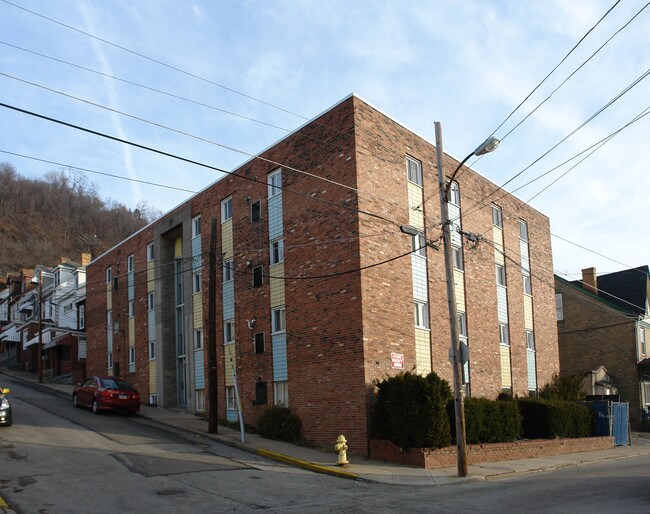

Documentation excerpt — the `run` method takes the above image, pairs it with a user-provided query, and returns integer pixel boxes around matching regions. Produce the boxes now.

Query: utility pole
[37,274,43,384]
[434,122,468,477]
[208,217,218,433]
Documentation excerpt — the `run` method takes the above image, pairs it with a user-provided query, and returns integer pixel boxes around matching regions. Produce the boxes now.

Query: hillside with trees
[0,162,161,276]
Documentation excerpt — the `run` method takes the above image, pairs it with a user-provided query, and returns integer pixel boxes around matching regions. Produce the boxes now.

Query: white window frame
[270,238,284,265]
[107,351,113,369]
[226,386,236,410]
[194,329,203,350]
[149,340,156,360]
[499,323,509,346]
[640,325,647,357]
[192,272,202,294]
[526,330,535,351]
[448,181,460,206]
[129,346,135,365]
[518,220,529,241]
[556,294,564,321]
[268,169,282,198]
[411,232,426,257]
[128,300,134,319]
[78,304,85,329]
[148,292,154,311]
[406,156,423,187]
[107,309,112,329]
[127,254,134,273]
[192,215,201,238]
[221,197,233,222]
[523,273,532,295]
[457,312,468,338]
[414,301,429,329]
[274,381,288,407]
[147,243,154,262]
[223,259,234,282]
[496,264,506,286]
[195,389,205,412]
[224,320,234,344]
[492,204,503,228]
[272,306,286,334]
[452,245,463,271]
[106,267,112,284]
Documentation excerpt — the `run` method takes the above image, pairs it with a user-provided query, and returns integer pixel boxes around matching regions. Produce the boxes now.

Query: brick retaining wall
[369,437,615,468]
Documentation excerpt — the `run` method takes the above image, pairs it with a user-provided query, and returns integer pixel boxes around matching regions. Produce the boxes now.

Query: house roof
[570,265,649,317]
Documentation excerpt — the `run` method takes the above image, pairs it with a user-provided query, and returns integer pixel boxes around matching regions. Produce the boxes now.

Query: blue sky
[1,0,648,279]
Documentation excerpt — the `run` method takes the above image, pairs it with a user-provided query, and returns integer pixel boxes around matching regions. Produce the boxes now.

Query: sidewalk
[3,366,650,486]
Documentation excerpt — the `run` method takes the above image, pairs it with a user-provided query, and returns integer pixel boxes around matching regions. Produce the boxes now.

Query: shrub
[539,373,586,401]
[371,372,452,449]
[256,405,302,442]
[518,398,592,438]
[450,397,521,444]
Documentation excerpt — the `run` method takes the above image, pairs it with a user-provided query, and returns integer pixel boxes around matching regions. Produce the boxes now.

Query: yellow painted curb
[0,496,8,508]
[256,449,359,480]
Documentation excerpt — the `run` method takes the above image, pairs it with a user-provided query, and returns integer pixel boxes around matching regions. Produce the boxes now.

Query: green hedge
[517,398,592,439]
[256,405,303,442]
[371,372,452,449]
[453,397,522,444]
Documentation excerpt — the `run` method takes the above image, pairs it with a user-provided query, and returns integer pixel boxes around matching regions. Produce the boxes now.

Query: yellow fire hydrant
[334,434,349,466]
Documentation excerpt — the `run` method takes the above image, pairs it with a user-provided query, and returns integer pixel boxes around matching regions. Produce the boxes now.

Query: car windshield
[102,379,134,390]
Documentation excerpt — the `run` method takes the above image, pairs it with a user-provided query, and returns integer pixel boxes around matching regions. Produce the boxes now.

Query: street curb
[256,448,360,480]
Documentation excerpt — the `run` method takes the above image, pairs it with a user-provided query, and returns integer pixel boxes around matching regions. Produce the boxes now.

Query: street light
[31,273,43,384]
[434,124,499,477]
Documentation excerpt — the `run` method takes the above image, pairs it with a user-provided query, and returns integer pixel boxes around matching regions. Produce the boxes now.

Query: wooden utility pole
[37,275,43,384]
[435,122,468,477]
[208,217,218,433]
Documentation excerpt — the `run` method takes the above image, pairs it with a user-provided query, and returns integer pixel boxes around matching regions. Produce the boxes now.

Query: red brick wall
[369,436,614,468]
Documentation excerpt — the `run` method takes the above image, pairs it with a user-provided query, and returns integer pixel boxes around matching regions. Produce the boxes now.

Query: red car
[73,376,140,415]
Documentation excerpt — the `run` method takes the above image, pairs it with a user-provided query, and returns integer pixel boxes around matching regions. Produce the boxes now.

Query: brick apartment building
[85,95,559,454]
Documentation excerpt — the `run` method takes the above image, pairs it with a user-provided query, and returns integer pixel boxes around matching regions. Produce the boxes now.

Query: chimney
[60,256,71,264]
[81,253,92,266]
[582,267,598,295]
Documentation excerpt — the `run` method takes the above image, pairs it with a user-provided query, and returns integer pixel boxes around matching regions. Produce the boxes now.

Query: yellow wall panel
[524,295,533,329]
[175,238,182,258]
[453,269,465,310]
[407,182,425,230]
[147,261,155,292]
[224,344,236,386]
[500,345,512,388]
[414,328,431,375]
[221,220,233,259]
[270,263,285,307]
[193,293,203,328]
[493,227,505,265]
[106,283,112,308]
[129,317,135,345]
[149,359,157,392]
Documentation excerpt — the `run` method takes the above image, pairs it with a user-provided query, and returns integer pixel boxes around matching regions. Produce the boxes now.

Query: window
[526,330,535,351]
[147,243,154,262]
[78,304,85,329]
[492,205,503,228]
[127,254,134,273]
[518,220,529,241]
[253,266,263,288]
[254,332,264,354]
[54,270,61,287]
[411,232,426,256]
[148,292,154,311]
[107,309,112,329]
[499,323,509,346]
[414,301,429,329]
[193,329,203,350]
[192,216,201,238]
[64,303,73,314]
[106,267,112,284]
[270,239,284,265]
[192,272,202,293]
[107,352,113,369]
[555,294,564,321]
[448,181,460,206]
[457,312,468,338]
[268,169,282,197]
[452,245,463,271]
[251,200,261,222]
[406,156,422,186]
[128,300,134,318]
[226,386,236,410]
[224,320,234,344]
[272,306,286,334]
[255,381,268,405]
[496,264,506,286]
[149,340,156,360]
[223,259,234,282]
[195,389,205,412]
[129,346,135,365]
[523,273,532,295]
[640,326,647,356]
[274,381,288,407]
[221,197,232,222]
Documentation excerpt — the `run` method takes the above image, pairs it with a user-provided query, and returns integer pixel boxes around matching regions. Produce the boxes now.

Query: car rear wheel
[92,399,100,414]
[73,395,79,408]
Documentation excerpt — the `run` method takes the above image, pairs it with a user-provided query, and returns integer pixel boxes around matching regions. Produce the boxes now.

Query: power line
[0,101,400,229]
